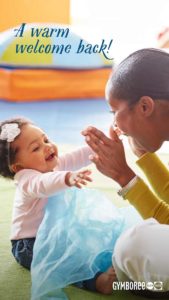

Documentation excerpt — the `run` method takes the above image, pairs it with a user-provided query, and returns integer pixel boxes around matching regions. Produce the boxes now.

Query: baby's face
[11,124,58,173]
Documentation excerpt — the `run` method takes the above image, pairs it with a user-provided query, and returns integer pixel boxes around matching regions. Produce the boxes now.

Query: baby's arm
[17,169,92,198]
[57,146,93,171]
[17,169,68,198]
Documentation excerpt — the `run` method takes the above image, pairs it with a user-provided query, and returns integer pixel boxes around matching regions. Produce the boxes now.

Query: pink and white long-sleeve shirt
[11,146,92,240]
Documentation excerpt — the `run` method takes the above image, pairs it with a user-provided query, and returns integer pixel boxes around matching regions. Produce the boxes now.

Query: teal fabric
[31,188,142,300]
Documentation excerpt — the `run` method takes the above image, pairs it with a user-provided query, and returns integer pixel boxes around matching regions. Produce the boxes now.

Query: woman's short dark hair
[108,48,169,105]
[0,117,32,179]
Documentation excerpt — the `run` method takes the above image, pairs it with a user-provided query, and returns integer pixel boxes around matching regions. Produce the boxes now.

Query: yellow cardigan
[125,153,169,224]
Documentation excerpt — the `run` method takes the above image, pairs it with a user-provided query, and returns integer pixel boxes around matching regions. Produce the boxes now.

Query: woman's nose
[113,121,117,128]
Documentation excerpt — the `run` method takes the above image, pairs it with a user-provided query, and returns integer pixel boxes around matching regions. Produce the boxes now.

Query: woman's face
[106,88,164,152]
[108,97,141,137]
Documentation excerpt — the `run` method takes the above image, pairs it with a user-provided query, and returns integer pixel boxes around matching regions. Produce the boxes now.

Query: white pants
[113,218,169,291]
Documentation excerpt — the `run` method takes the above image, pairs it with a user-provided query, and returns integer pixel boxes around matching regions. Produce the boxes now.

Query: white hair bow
[0,123,21,143]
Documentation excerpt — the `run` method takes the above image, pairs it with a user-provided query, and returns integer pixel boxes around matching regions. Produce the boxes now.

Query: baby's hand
[65,170,92,189]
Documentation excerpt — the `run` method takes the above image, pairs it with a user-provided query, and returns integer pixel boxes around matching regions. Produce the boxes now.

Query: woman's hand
[82,127,136,187]
[128,137,147,158]
[65,169,92,189]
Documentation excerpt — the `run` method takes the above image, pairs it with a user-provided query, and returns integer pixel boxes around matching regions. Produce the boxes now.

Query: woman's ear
[10,163,23,173]
[138,96,155,117]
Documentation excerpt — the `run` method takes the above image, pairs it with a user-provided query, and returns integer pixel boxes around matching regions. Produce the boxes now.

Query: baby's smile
[45,152,56,161]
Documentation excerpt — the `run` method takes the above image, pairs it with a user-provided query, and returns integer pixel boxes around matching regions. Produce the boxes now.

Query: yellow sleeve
[124,152,169,224]
[137,153,169,203]
[125,179,169,223]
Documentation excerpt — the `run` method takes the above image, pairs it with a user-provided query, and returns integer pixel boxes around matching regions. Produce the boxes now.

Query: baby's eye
[32,146,40,152]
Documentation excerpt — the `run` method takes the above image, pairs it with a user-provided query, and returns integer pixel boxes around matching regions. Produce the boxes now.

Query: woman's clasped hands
[82,126,135,187]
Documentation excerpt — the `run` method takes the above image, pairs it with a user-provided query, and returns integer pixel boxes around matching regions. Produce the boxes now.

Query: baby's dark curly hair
[0,117,32,180]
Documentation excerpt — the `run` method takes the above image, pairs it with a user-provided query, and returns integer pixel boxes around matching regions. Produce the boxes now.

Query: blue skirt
[31,188,142,299]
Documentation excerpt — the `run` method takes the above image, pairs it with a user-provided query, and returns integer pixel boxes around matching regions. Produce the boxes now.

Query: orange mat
[0,68,111,102]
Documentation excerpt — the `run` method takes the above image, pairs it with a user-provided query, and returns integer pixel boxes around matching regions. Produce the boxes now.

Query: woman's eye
[110,110,116,115]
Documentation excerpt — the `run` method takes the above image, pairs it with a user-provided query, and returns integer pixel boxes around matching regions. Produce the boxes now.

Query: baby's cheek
[53,144,58,155]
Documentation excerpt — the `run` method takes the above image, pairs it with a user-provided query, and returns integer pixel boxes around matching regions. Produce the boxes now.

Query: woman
[82,48,169,295]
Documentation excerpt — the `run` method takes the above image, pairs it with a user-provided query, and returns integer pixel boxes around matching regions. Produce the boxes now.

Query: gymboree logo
[146,281,163,291]
[112,281,163,291]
